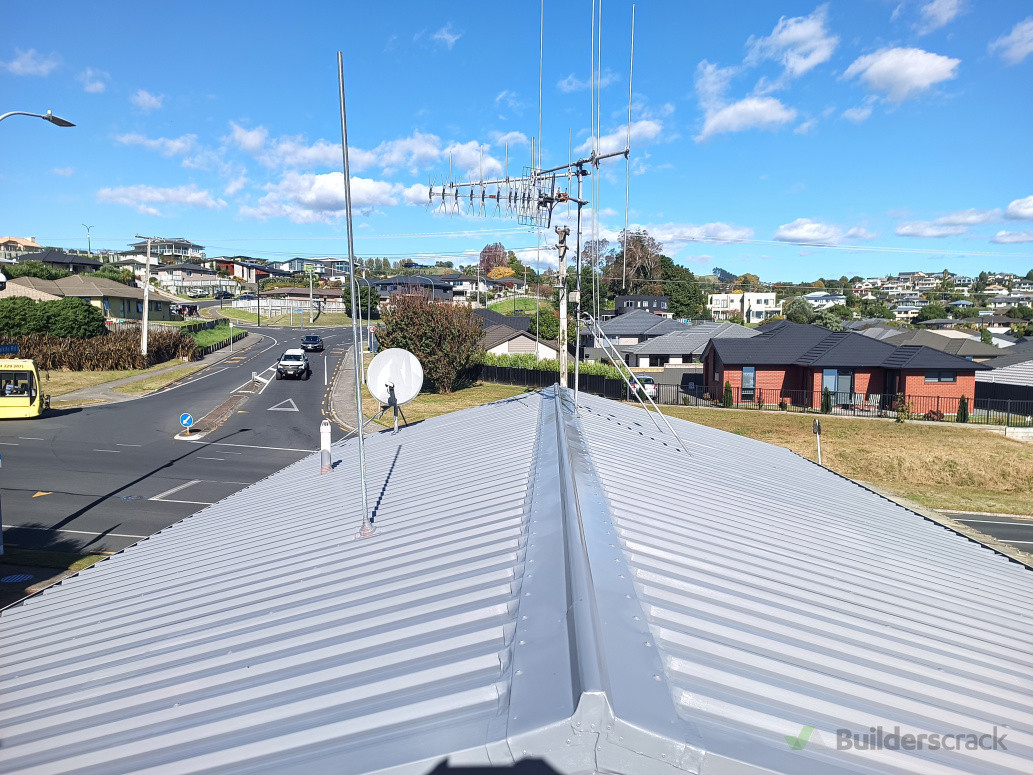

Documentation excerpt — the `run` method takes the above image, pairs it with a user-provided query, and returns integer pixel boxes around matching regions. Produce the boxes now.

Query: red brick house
[701,321,988,414]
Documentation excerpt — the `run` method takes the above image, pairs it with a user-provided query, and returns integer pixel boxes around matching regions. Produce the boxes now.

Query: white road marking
[0,442,18,446]
[148,498,215,506]
[2,524,148,539]
[18,437,44,440]
[1006,540,1033,545]
[184,440,314,453]
[268,398,300,412]
[116,443,142,447]
[198,457,224,461]
[156,367,228,394]
[151,480,201,500]
[93,449,120,453]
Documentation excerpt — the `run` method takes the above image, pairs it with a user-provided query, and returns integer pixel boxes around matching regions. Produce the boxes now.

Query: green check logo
[786,726,815,750]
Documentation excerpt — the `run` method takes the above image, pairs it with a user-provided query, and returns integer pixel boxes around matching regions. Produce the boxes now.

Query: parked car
[213,289,234,299]
[629,375,657,398]
[236,292,257,300]
[300,334,324,352]
[276,349,310,380]
[186,288,208,298]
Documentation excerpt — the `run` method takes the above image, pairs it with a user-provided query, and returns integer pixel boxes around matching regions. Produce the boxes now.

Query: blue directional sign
[180,413,194,428]
[0,344,19,355]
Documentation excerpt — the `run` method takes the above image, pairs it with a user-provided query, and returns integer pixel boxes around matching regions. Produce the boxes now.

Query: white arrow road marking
[268,398,300,412]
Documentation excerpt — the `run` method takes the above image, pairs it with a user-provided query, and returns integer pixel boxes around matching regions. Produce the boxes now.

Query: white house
[801,291,847,310]
[128,238,205,262]
[707,291,782,323]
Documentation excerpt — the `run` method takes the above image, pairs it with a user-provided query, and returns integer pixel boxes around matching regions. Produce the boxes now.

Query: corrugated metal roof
[625,321,757,356]
[597,308,687,337]
[2,386,1032,774]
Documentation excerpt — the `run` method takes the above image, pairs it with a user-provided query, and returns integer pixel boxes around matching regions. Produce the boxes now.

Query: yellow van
[0,359,50,419]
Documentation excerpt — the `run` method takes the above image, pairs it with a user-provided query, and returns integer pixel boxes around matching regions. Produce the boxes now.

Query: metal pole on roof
[338,51,373,538]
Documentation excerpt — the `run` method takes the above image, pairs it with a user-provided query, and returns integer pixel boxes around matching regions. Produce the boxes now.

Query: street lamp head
[43,110,75,128]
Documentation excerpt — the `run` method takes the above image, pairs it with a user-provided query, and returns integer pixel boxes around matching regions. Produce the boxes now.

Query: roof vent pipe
[320,419,332,474]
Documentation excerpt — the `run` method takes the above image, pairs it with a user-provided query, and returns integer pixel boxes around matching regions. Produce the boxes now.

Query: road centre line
[93,449,120,453]
[116,443,142,447]
[182,440,314,453]
[1,524,148,539]
[151,480,201,500]
[18,437,44,440]
[0,442,18,446]
[198,457,224,461]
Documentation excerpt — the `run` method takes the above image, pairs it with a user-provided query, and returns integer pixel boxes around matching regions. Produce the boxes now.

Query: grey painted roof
[625,320,758,356]
[597,308,687,337]
[2,388,1032,774]
[473,308,531,332]
[883,330,1003,359]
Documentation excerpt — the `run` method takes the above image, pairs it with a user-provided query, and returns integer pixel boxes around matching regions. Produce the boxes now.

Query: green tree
[660,256,706,319]
[377,295,482,393]
[821,387,832,414]
[858,300,895,319]
[722,380,733,408]
[340,284,380,319]
[783,297,814,324]
[2,260,72,281]
[0,296,40,336]
[914,302,948,322]
[813,310,845,331]
[86,266,136,286]
[957,394,969,423]
[42,297,106,338]
[980,328,994,345]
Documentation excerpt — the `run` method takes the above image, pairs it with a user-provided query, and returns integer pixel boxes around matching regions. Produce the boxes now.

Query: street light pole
[82,224,94,256]
[0,110,75,127]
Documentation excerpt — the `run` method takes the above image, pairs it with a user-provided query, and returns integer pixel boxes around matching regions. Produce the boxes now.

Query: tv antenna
[364,348,424,434]
[424,2,636,403]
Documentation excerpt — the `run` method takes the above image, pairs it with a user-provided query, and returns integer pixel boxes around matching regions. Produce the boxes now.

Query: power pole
[135,235,155,356]
[555,226,570,388]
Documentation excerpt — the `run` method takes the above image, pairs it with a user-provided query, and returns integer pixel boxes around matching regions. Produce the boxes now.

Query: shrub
[821,387,832,414]
[722,381,733,408]
[0,328,197,370]
[378,294,483,393]
[779,399,788,411]
[477,352,625,380]
[0,296,106,338]
[924,409,945,422]
[894,392,911,423]
[957,394,969,423]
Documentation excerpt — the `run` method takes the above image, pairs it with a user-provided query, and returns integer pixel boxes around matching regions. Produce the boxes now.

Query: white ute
[276,348,311,380]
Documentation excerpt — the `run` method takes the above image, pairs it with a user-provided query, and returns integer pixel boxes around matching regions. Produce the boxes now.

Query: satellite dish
[366,348,423,406]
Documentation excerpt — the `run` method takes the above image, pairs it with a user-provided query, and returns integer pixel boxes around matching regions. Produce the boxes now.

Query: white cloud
[746,4,838,78]
[696,96,797,141]
[490,130,528,147]
[52,167,74,177]
[918,0,962,35]
[2,48,60,76]
[990,230,1033,244]
[224,174,249,196]
[842,102,874,123]
[557,69,620,93]
[846,226,877,240]
[895,220,967,237]
[989,17,1033,65]
[432,23,461,49]
[774,218,844,245]
[372,131,444,174]
[1006,195,1033,220]
[240,171,406,223]
[77,67,109,93]
[694,60,738,113]
[97,184,226,215]
[935,208,997,225]
[577,119,662,155]
[844,47,959,102]
[646,222,755,250]
[116,133,197,157]
[443,141,501,179]
[130,89,163,111]
[794,118,818,135]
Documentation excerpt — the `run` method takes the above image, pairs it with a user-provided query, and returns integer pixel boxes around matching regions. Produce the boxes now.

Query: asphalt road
[947,513,1033,555]
[0,326,351,554]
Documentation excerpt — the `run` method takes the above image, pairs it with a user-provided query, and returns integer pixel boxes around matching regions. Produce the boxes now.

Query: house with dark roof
[586,308,688,347]
[622,320,757,368]
[481,323,558,357]
[0,274,173,321]
[881,329,1004,363]
[473,307,530,332]
[17,249,102,274]
[702,321,988,412]
[371,274,452,302]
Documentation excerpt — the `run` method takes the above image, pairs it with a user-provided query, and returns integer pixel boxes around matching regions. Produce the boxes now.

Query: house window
[742,367,755,401]
[925,370,956,383]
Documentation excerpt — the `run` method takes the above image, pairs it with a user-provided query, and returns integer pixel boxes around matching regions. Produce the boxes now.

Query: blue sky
[2,0,1032,281]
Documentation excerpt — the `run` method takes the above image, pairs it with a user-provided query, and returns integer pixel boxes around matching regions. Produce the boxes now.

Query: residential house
[5,386,1032,775]
[481,323,558,357]
[473,308,530,332]
[17,249,102,275]
[0,236,42,261]
[1016,278,1033,293]
[613,295,671,317]
[948,299,975,311]
[128,238,205,262]
[987,294,1033,311]
[802,291,847,310]
[707,291,782,323]
[371,275,452,302]
[151,263,228,295]
[621,320,757,368]
[702,320,988,411]
[437,273,488,302]
[892,304,923,322]
[584,308,688,351]
[976,343,1033,402]
[914,276,941,292]
[0,275,172,321]
[205,257,291,286]
[881,329,1004,363]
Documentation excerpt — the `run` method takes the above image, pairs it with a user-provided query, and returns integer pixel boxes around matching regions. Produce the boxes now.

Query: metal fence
[475,365,1033,427]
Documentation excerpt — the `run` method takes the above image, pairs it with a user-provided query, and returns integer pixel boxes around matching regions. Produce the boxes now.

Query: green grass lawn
[2,548,106,572]
[188,322,235,348]
[44,359,193,397]
[488,298,551,315]
[217,308,356,327]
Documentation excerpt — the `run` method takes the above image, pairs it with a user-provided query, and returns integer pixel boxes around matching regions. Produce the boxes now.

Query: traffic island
[174,394,248,440]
